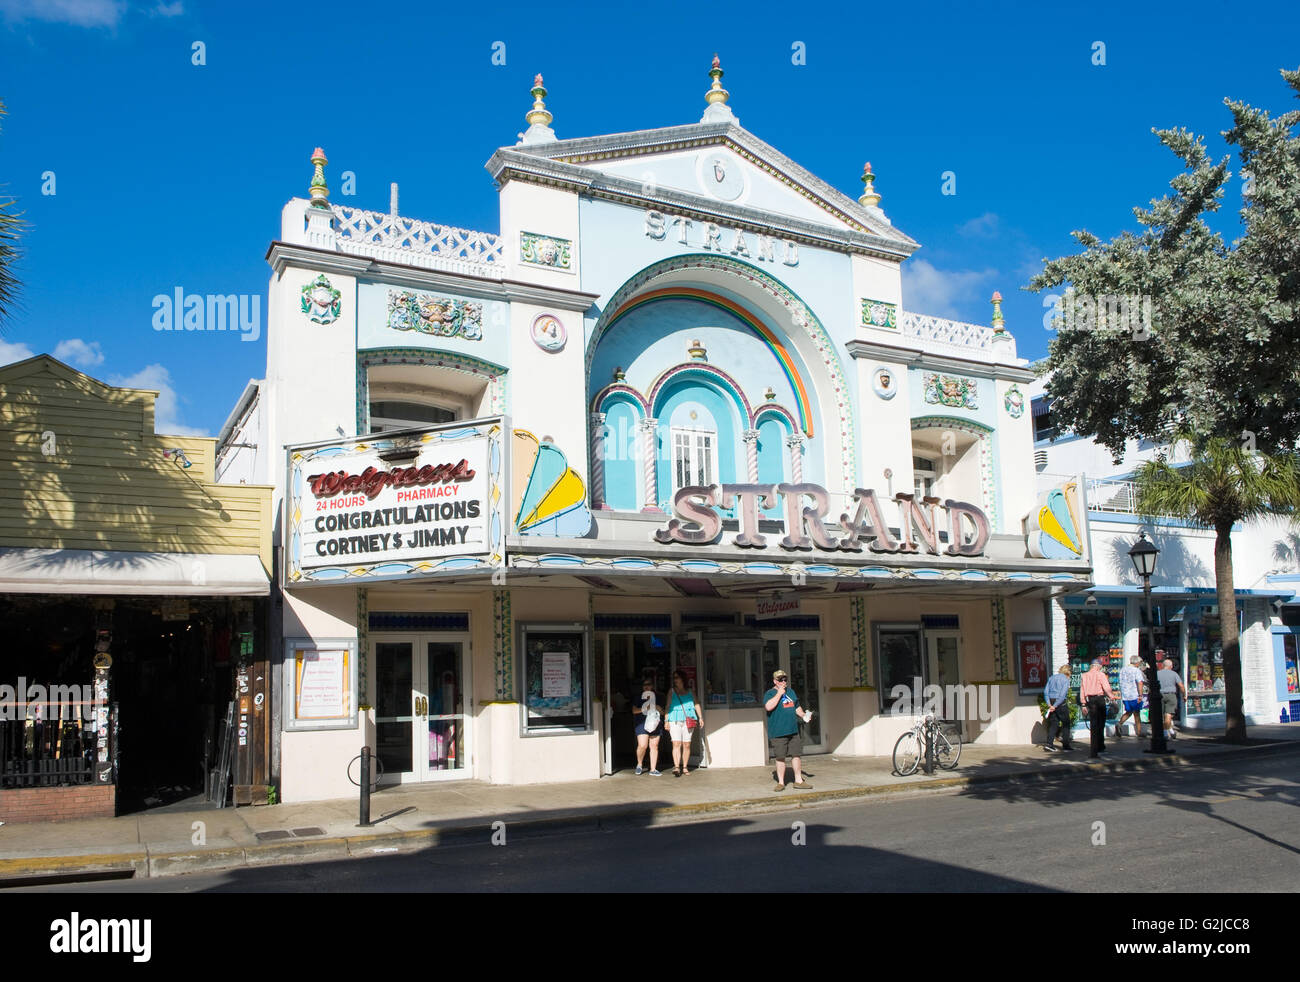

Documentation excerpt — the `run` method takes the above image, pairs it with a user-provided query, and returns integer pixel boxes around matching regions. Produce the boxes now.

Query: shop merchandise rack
[1065,607,1126,721]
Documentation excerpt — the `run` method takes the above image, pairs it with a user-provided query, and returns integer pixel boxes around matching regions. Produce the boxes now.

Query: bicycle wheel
[935,724,962,770]
[893,730,922,776]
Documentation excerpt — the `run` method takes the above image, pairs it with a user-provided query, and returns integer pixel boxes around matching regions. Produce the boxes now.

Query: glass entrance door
[373,634,470,783]
[925,631,963,735]
[761,636,823,751]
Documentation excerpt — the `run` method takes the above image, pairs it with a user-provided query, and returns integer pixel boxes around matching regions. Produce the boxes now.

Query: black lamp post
[1129,532,1169,754]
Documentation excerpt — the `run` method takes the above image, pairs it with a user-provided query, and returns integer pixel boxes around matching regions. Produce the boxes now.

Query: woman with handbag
[665,670,703,776]
[632,675,663,776]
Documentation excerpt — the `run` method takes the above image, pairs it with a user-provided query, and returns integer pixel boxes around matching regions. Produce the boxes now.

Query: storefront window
[692,628,762,708]
[876,625,922,712]
[1186,605,1232,717]
[1285,635,1299,697]
[1064,607,1125,723]
[519,625,589,730]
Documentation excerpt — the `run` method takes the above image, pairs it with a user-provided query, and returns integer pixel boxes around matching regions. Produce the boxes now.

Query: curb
[2,739,1296,885]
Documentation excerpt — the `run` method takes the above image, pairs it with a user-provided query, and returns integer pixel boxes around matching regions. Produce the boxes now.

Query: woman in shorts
[631,675,663,775]
[664,670,703,776]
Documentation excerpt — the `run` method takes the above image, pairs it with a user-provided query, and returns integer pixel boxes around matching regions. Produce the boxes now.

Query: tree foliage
[1028,68,1300,459]
[0,98,26,329]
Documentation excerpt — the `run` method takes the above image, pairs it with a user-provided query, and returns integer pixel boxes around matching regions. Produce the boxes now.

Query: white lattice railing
[330,205,504,277]
[1087,478,1139,513]
[898,311,996,351]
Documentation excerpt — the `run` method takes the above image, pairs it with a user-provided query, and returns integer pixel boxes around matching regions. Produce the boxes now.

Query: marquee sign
[285,420,506,584]
[654,483,990,557]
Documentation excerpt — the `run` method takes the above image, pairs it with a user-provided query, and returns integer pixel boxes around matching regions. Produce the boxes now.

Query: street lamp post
[1129,532,1169,754]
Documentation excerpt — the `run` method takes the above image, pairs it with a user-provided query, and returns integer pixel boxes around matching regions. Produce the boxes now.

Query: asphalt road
[16,753,1300,893]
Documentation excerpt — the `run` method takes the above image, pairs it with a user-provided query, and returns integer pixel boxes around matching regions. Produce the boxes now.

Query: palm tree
[0,98,25,328]
[1135,435,1300,742]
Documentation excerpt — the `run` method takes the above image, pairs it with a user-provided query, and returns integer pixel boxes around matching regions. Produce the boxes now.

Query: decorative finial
[858,161,881,208]
[701,53,737,123]
[309,147,329,209]
[706,53,728,106]
[520,73,557,145]
[991,291,1005,332]
[526,74,552,127]
[764,386,776,401]
[613,366,625,382]
[688,339,708,361]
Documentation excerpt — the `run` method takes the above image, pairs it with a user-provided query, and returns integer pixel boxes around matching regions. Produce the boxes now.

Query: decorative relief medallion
[520,231,572,270]
[696,151,746,202]
[387,290,483,340]
[301,274,341,324]
[922,372,978,410]
[1004,385,1025,419]
[861,298,898,330]
[872,366,897,400]
[530,313,567,352]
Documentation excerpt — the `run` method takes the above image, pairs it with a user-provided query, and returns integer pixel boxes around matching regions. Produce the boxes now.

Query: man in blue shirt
[764,669,812,791]
[1042,664,1075,752]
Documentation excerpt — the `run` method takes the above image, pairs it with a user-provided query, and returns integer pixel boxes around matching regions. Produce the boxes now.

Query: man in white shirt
[1116,655,1146,739]
[1157,657,1187,740]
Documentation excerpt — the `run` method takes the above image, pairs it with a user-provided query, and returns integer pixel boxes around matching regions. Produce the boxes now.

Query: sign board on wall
[285,418,507,585]
[283,639,358,732]
[1015,633,1051,696]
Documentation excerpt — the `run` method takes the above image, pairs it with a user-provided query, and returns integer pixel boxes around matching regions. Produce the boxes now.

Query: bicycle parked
[892,712,962,775]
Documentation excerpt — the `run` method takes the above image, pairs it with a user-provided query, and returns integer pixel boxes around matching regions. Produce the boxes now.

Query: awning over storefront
[0,547,270,596]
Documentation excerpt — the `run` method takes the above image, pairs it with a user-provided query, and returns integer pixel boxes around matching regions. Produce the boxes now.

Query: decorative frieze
[861,298,898,330]
[922,372,978,410]
[387,290,483,340]
[520,231,572,270]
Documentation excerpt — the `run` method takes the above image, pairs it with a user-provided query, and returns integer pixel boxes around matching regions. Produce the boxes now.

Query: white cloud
[0,0,126,28]
[0,337,35,366]
[109,363,208,437]
[901,259,997,320]
[151,0,182,16]
[957,212,1001,238]
[53,338,105,369]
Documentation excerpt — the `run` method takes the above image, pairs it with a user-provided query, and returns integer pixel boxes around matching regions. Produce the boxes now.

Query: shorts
[1123,699,1143,713]
[668,721,693,743]
[1162,693,1178,716]
[770,732,802,759]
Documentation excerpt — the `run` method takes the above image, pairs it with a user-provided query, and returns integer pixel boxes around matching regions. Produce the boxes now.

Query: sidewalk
[3,724,1298,884]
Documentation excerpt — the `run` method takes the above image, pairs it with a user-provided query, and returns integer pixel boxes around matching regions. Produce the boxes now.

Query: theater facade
[220,62,1092,802]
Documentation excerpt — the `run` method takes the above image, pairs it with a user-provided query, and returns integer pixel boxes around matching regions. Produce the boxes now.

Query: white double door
[372,633,471,783]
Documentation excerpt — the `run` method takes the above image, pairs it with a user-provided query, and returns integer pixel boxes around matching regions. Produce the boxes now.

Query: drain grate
[255,827,327,842]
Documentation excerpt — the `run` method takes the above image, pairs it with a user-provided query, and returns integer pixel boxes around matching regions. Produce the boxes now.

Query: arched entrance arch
[587,254,857,497]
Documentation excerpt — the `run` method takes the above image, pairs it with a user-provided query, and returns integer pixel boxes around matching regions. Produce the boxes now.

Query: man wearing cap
[1042,664,1075,752]
[1158,657,1186,741]
[763,669,813,791]
[1080,658,1118,758]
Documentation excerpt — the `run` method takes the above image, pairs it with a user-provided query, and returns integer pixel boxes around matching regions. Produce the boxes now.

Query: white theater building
[218,60,1093,802]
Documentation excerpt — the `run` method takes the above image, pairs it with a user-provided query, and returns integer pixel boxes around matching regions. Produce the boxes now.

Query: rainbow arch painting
[601,287,815,437]
[1026,478,1087,561]
[511,429,593,537]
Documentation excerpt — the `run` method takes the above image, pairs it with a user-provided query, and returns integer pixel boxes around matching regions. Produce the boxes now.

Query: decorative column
[743,429,760,482]
[589,412,609,510]
[850,595,870,687]
[493,589,513,700]
[639,417,661,512]
[785,433,805,484]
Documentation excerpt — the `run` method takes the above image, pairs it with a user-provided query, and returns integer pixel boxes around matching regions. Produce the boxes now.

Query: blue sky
[1,0,1297,436]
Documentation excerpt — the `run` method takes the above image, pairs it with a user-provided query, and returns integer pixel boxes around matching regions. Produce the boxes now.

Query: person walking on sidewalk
[1158,657,1186,742]
[665,670,702,776]
[1080,659,1118,758]
[1042,664,1074,752]
[632,675,663,776]
[1116,655,1145,740]
[764,669,813,791]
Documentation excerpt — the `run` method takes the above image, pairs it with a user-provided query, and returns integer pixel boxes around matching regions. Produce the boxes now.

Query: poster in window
[521,627,587,729]
[295,646,350,719]
[1015,633,1050,696]
[283,639,358,731]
